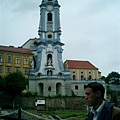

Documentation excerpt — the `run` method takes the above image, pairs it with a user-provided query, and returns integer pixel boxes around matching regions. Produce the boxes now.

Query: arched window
[56,83,62,95]
[47,70,52,75]
[88,75,92,80]
[48,13,52,21]
[81,75,84,80]
[39,83,44,96]
[73,75,76,80]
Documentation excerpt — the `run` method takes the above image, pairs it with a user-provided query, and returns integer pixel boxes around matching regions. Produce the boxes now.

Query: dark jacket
[86,103,120,120]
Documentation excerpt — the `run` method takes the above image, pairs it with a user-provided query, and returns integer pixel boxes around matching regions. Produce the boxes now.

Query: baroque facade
[22,0,72,96]
[22,0,104,97]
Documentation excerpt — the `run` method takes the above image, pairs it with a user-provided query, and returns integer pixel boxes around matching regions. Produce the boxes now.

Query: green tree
[5,71,27,108]
[105,71,120,84]
[0,75,6,91]
[101,76,106,80]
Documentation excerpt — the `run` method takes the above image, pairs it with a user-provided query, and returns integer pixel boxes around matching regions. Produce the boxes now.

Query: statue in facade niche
[47,57,52,66]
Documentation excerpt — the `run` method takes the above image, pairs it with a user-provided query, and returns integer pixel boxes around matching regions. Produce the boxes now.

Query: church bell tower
[36,0,64,76]
[29,0,71,96]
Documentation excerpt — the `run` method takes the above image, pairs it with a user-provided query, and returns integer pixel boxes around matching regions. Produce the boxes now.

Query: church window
[58,72,62,76]
[88,75,92,80]
[48,34,52,39]
[75,85,78,90]
[48,86,51,92]
[73,75,76,80]
[47,70,52,75]
[38,72,41,76]
[81,75,84,80]
[48,13,52,21]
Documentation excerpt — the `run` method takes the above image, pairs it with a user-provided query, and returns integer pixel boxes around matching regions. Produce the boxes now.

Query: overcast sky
[0,0,120,77]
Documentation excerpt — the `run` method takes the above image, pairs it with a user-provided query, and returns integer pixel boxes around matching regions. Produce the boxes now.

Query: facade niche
[47,54,52,66]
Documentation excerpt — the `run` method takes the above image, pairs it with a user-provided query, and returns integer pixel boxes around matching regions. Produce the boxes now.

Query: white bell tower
[29,0,71,96]
[35,0,64,76]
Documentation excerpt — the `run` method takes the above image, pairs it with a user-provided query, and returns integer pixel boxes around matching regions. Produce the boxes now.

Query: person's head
[84,82,105,109]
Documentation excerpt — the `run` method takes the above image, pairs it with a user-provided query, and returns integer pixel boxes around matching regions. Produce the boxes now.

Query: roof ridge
[65,60,98,70]
[0,45,32,54]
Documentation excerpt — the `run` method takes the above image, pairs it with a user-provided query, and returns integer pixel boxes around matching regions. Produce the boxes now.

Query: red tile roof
[0,45,33,55]
[64,60,98,70]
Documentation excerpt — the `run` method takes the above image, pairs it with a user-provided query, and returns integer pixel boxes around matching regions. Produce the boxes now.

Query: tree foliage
[0,75,6,91]
[105,71,120,84]
[5,71,27,99]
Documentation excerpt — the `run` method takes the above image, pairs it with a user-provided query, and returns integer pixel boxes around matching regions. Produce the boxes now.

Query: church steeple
[27,0,71,97]
[38,0,61,42]
[35,0,64,76]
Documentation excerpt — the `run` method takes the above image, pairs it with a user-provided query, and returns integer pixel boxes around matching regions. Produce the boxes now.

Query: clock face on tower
[48,34,52,39]
[47,5,53,11]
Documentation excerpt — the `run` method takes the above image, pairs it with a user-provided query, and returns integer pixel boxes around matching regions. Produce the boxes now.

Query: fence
[0,108,48,120]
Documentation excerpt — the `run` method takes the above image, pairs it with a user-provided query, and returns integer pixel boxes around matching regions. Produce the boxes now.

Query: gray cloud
[1,0,40,13]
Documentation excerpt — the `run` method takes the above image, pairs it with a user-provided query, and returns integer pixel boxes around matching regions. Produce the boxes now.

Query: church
[22,0,103,96]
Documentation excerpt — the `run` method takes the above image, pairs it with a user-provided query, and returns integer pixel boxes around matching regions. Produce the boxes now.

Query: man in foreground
[84,82,120,120]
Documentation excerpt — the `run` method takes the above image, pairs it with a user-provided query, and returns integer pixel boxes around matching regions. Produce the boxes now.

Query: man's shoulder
[112,106,120,120]
[112,106,120,114]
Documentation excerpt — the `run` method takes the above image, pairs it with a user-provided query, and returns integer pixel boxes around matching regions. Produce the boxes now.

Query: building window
[7,55,12,63]
[47,70,52,75]
[88,75,92,80]
[89,72,91,74]
[15,57,20,64]
[75,85,78,90]
[48,13,52,21]
[24,68,29,74]
[73,71,75,73]
[48,0,52,1]
[15,67,19,72]
[81,72,83,74]
[6,67,11,73]
[24,57,29,65]
[73,75,76,80]
[0,55,3,63]
[0,66,3,72]
[81,75,84,80]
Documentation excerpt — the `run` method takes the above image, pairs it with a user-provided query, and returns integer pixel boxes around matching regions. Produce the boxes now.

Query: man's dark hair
[84,82,105,99]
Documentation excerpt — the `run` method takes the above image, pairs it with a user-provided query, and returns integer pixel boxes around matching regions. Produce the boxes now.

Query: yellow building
[0,45,33,78]
[64,60,101,81]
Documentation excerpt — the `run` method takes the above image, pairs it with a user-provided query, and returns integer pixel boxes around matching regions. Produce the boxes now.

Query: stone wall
[15,96,86,110]
[1,95,120,110]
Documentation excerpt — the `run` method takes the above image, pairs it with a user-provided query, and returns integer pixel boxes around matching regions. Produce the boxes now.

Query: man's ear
[96,91,101,97]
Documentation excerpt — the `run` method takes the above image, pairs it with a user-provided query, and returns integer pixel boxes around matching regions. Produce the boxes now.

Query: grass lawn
[44,110,87,119]
[5,109,88,120]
